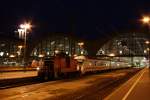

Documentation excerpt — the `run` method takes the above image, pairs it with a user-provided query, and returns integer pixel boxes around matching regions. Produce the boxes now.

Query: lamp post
[141,15,150,68]
[19,22,31,65]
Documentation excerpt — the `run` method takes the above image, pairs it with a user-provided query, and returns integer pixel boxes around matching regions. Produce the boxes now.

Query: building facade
[31,35,88,58]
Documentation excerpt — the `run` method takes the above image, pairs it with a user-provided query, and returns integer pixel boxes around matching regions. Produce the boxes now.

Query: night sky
[0,0,150,40]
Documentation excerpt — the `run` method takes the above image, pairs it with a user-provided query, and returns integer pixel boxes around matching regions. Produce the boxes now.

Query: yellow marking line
[104,68,145,100]
[122,68,146,100]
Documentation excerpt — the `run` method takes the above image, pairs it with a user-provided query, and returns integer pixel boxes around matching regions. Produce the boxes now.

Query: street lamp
[19,22,31,65]
[141,16,150,24]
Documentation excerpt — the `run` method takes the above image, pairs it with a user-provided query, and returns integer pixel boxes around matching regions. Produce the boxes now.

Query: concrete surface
[105,67,150,100]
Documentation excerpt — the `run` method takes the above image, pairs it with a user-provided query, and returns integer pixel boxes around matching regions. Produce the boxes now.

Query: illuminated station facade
[0,33,88,66]
[0,32,149,67]
[30,34,88,58]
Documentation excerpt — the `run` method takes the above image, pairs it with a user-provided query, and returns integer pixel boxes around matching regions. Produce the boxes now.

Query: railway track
[46,68,141,100]
[0,68,141,90]
[0,76,41,89]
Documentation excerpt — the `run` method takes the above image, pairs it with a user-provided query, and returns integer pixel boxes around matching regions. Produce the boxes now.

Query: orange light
[141,16,150,24]
[18,45,23,49]
[38,54,44,57]
[145,41,150,44]
[9,54,15,58]
[54,50,59,54]
[78,42,84,46]
[109,53,115,57]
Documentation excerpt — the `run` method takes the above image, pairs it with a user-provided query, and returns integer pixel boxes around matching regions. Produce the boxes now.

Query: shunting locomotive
[37,52,81,80]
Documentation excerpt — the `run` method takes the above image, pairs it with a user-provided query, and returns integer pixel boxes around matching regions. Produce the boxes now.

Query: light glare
[142,16,150,24]
[20,23,31,29]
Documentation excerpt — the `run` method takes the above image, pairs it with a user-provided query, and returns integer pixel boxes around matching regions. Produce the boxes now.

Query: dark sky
[0,0,150,40]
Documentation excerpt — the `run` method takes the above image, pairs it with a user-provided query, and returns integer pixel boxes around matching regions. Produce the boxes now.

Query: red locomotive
[37,52,80,80]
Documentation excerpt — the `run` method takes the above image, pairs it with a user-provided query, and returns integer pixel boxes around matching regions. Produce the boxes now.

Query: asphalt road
[0,68,140,100]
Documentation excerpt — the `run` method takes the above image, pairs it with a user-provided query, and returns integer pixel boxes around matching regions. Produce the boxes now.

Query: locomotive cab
[38,57,55,80]
[37,52,79,80]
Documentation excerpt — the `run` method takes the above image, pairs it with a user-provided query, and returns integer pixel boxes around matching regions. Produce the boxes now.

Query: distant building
[0,33,23,66]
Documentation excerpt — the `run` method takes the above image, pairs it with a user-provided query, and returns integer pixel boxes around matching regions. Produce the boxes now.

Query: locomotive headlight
[77,65,80,70]
[89,63,92,66]
[36,67,40,71]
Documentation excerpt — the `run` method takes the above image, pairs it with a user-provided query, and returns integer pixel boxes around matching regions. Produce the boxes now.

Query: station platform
[0,71,37,80]
[104,67,150,100]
